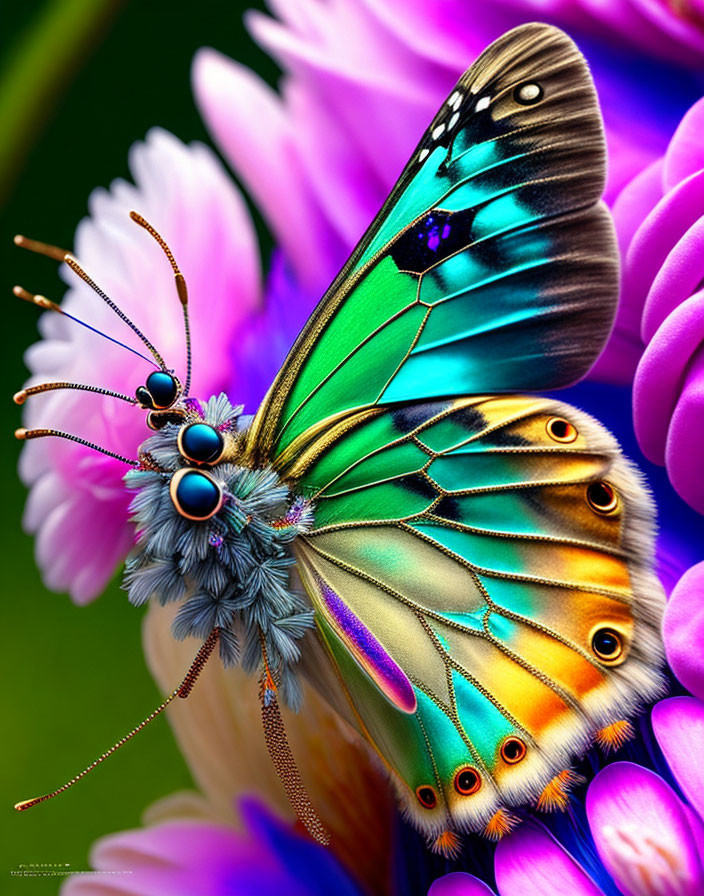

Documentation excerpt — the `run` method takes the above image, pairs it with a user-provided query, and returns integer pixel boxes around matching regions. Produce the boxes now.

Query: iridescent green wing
[246,23,617,468]
[291,397,664,843]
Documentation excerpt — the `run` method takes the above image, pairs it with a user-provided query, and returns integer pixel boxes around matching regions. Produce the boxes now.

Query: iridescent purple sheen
[319,579,416,713]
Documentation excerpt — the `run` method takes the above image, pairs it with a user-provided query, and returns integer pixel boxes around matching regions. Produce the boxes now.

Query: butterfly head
[13,214,316,697]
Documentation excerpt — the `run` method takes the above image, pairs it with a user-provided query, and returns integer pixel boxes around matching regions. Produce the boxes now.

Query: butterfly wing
[291,397,664,837]
[246,23,618,467]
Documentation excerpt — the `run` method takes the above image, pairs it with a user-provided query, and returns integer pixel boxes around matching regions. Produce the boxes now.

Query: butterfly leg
[595,719,635,752]
[536,769,584,812]
[258,630,330,845]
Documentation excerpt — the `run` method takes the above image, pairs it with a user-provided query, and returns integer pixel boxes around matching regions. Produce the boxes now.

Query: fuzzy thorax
[123,394,314,709]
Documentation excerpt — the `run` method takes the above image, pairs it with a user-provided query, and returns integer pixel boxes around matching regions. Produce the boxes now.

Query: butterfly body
[16,22,666,853]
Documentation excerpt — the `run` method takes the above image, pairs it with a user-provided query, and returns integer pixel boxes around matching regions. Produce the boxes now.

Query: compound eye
[147,410,186,431]
[178,422,225,466]
[170,469,223,520]
[137,371,180,410]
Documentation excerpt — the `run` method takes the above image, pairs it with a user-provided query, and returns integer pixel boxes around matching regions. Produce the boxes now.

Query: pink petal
[494,820,604,896]
[586,762,704,896]
[191,47,331,292]
[663,565,704,701]
[653,697,704,824]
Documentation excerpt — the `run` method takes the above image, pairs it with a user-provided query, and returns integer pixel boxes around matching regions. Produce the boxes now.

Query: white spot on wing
[448,111,460,130]
[517,82,541,103]
[475,96,491,112]
[448,90,460,108]
[432,123,445,140]
[418,148,430,162]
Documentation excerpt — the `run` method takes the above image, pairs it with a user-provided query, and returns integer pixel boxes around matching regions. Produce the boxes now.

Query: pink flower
[193,0,701,302]
[19,129,262,602]
[597,97,704,512]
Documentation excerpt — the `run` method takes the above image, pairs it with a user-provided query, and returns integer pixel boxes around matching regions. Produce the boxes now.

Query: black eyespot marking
[587,481,619,514]
[454,767,481,795]
[514,82,543,105]
[592,628,623,662]
[546,416,578,443]
[500,737,526,764]
[416,785,438,809]
[389,207,475,275]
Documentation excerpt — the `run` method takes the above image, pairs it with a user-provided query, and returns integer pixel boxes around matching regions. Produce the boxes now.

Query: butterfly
[14,22,665,855]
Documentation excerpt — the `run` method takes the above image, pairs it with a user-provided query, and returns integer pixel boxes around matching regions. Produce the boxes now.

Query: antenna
[129,213,192,395]
[15,629,220,812]
[14,382,137,406]
[13,286,159,368]
[15,235,167,370]
[15,427,139,466]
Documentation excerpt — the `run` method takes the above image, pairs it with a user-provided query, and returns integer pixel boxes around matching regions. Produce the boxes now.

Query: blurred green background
[1,2,276,891]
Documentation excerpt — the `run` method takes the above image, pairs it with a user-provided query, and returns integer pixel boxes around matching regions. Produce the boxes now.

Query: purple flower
[430,697,704,896]
[61,799,362,896]
[595,96,704,511]
[18,130,268,603]
[193,0,702,301]
[664,562,704,701]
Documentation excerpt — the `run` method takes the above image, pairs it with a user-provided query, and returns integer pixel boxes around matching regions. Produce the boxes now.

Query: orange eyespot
[454,767,481,795]
[416,785,438,809]
[592,628,623,663]
[500,737,526,765]
[546,416,578,443]
[587,481,619,514]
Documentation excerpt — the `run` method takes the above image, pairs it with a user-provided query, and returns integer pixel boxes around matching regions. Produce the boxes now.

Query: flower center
[600,823,695,896]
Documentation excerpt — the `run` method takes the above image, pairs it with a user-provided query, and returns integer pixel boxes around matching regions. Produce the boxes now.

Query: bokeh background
[2,2,271,891]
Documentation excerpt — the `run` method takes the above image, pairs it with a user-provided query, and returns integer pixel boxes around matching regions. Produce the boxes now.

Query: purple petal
[633,290,704,466]
[586,761,704,896]
[494,820,604,896]
[624,169,704,345]
[63,799,362,896]
[653,696,704,823]
[664,98,704,192]
[663,563,704,700]
[428,871,496,896]
[666,348,704,514]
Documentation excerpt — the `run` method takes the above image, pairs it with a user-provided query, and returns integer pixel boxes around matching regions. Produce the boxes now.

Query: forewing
[292,397,664,835]
[247,23,618,466]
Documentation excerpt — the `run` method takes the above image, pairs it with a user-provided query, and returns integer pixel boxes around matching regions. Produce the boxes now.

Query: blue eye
[136,371,180,410]
[170,469,223,520]
[178,422,224,465]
